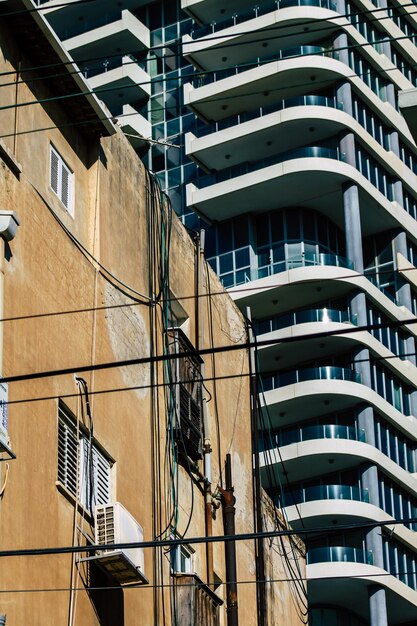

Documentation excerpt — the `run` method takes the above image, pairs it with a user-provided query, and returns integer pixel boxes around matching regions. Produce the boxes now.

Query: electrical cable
[4,314,417,385]
[204,262,223,487]
[249,319,309,621]
[2,566,417,593]
[5,343,417,408]
[1,32,416,115]
[0,4,413,98]
[1,52,415,147]
[4,261,417,324]
[0,514,416,558]
[4,258,417,324]
[0,0,99,18]
[2,0,417,84]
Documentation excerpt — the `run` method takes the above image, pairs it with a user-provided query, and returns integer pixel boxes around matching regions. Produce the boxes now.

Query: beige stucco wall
[0,14,306,626]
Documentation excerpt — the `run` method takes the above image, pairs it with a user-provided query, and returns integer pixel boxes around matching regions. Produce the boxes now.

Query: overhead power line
[0,0,98,18]
[1,262,416,324]
[2,49,416,145]
[1,0,417,83]
[3,316,417,385]
[0,514,411,559]
[7,340,417,408]
[0,33,416,116]
[2,567,417,594]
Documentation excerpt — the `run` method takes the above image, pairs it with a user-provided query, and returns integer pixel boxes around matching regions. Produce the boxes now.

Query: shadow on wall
[87,564,124,626]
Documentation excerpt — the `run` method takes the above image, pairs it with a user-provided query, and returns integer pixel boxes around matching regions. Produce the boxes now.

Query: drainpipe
[198,230,214,588]
[220,454,239,626]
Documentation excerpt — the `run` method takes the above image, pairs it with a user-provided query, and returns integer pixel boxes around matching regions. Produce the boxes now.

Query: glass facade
[206,208,347,287]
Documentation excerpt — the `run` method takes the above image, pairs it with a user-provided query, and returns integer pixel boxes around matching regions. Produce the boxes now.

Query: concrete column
[343,183,362,272]
[333,32,349,66]
[389,129,401,158]
[339,132,356,168]
[335,0,345,14]
[393,230,411,305]
[386,83,397,109]
[336,80,353,116]
[392,231,417,374]
[369,585,388,626]
[342,152,388,626]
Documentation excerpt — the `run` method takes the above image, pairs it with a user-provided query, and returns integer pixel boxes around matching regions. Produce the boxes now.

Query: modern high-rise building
[38,0,417,624]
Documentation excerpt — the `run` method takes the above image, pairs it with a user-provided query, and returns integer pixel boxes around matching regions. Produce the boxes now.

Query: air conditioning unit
[91,502,148,585]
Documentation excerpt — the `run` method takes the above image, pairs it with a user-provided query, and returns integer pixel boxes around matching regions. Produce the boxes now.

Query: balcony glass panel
[262,366,361,391]
[262,423,366,449]
[286,484,369,505]
[190,0,337,39]
[196,146,341,190]
[252,253,353,283]
[254,308,357,335]
[192,46,332,87]
[307,546,373,565]
[194,94,343,138]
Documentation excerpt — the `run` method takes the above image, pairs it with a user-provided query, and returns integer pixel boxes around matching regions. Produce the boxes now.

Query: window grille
[168,328,203,462]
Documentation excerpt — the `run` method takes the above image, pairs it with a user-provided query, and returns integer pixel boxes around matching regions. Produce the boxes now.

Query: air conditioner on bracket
[91,502,149,585]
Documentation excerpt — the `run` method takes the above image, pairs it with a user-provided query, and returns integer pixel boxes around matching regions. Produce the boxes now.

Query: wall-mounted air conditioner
[89,502,148,585]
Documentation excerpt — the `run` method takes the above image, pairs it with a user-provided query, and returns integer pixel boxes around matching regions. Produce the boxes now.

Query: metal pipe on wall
[220,454,239,626]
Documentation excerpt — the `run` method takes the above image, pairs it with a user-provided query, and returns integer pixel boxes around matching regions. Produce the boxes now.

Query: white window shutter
[50,147,59,194]
[61,164,70,208]
[57,418,78,498]
[58,410,112,512]
[93,446,112,506]
[50,145,74,215]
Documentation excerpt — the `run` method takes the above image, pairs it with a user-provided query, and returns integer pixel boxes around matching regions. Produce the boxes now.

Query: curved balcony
[270,423,366,447]
[286,484,370,506]
[193,94,343,139]
[262,366,361,392]
[191,0,337,38]
[192,45,331,88]
[196,145,341,190]
[220,255,354,288]
[307,546,373,565]
[254,308,356,335]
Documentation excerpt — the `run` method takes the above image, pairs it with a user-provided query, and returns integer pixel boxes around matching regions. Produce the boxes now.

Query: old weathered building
[0,2,306,625]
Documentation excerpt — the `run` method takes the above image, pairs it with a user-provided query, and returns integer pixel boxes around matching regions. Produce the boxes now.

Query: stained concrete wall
[0,10,306,626]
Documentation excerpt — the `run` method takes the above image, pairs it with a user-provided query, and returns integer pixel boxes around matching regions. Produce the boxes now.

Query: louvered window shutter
[61,163,70,208]
[58,411,112,511]
[57,418,78,497]
[92,446,112,506]
[50,147,59,195]
[50,145,74,215]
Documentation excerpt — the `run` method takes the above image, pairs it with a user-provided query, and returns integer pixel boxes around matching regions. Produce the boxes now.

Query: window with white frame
[170,539,193,574]
[57,404,112,512]
[50,144,74,215]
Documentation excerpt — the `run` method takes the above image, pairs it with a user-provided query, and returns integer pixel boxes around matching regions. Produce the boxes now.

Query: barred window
[57,404,112,512]
[50,145,74,215]
[168,328,203,463]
